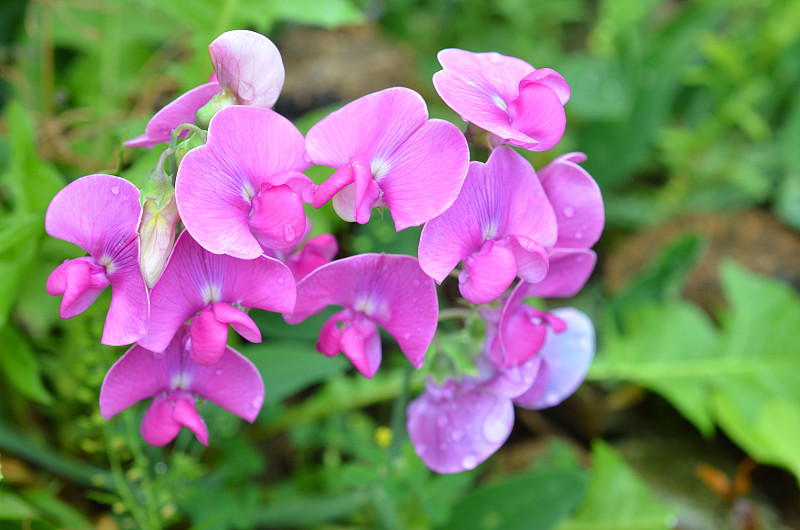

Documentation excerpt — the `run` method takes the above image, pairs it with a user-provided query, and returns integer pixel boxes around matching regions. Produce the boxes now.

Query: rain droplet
[437,416,448,428]
[489,54,502,64]
[283,224,296,243]
[403,332,411,339]
[451,430,464,441]
[412,279,420,287]
[483,412,509,443]
[563,206,575,218]
[250,396,264,410]
[111,186,119,195]
[215,369,223,376]
[154,462,167,475]
[574,231,583,240]
[416,444,427,455]
[461,455,478,470]
[277,277,284,284]
[530,317,543,326]
[152,350,166,360]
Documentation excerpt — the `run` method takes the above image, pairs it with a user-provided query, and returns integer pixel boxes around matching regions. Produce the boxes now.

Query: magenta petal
[286,233,338,281]
[176,106,309,259]
[377,119,469,231]
[482,355,543,398]
[494,303,549,367]
[499,235,549,284]
[173,397,209,446]
[45,174,141,259]
[99,343,171,420]
[519,68,570,106]
[512,361,549,407]
[459,241,517,305]
[539,153,604,248]
[351,156,381,224]
[189,308,229,366]
[514,308,595,409]
[306,87,428,168]
[313,164,355,208]
[339,314,382,378]
[47,258,109,319]
[189,343,265,422]
[506,82,565,151]
[140,396,183,446]
[209,30,284,108]
[407,378,514,474]
[212,302,261,343]
[103,240,150,346]
[288,254,437,370]
[124,81,220,148]
[317,310,348,357]
[250,184,307,251]
[525,249,597,298]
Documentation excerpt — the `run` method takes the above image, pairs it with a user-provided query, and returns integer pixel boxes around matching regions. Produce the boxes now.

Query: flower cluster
[45,31,603,471]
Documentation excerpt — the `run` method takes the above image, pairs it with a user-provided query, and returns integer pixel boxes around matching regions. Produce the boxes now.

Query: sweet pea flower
[285,253,438,378]
[45,174,148,346]
[418,146,557,304]
[176,105,314,259]
[125,30,284,148]
[306,87,469,230]
[139,231,295,365]
[282,233,339,281]
[100,325,264,446]
[407,308,594,473]
[433,48,570,151]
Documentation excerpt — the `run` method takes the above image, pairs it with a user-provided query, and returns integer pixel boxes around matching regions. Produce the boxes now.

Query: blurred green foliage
[1,0,799,527]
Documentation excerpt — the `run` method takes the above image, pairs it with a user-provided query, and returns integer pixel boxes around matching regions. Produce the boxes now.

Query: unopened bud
[139,196,179,288]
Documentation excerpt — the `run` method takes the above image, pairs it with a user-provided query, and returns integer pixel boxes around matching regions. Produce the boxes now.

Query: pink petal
[212,302,261,343]
[45,174,141,259]
[506,81,566,151]
[513,308,595,409]
[209,30,284,108]
[539,152,604,248]
[458,240,517,304]
[124,81,220,148]
[407,377,514,474]
[339,313,382,378]
[305,87,428,168]
[189,307,229,365]
[172,397,209,446]
[47,258,109,319]
[140,396,183,446]
[498,234,549,284]
[524,249,597,298]
[317,310,349,357]
[287,253,437,370]
[377,119,469,231]
[188,342,265,422]
[249,184,307,251]
[286,233,338,281]
[519,68,570,105]
[99,343,171,420]
[176,106,310,259]
[103,238,150,346]
[313,163,356,208]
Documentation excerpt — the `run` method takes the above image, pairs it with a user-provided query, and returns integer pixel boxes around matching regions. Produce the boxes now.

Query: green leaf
[557,441,677,530]
[252,491,371,527]
[0,489,37,520]
[441,469,588,530]
[0,325,53,405]
[245,341,350,403]
[0,214,42,329]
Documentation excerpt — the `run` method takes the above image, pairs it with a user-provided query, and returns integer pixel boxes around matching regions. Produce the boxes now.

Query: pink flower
[125,30,284,148]
[45,174,148,346]
[176,105,314,259]
[283,233,339,281]
[139,231,295,365]
[100,325,264,446]
[285,253,438,378]
[418,146,557,304]
[433,48,570,151]
[306,87,469,230]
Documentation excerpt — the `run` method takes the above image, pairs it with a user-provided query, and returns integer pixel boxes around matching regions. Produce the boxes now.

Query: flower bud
[139,195,179,288]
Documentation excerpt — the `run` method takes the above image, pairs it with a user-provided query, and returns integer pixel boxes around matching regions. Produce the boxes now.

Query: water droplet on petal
[277,277,284,284]
[451,430,464,441]
[215,369,223,376]
[111,186,119,195]
[413,279,420,287]
[461,455,478,470]
[575,231,583,240]
[437,416,448,428]
[250,396,264,410]
[152,349,166,360]
[483,412,508,443]
[403,332,411,340]
[530,317,543,326]
[283,224,296,243]
[416,444,427,455]
[563,206,575,218]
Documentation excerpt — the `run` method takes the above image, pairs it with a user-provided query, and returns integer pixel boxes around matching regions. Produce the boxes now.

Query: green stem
[105,424,156,530]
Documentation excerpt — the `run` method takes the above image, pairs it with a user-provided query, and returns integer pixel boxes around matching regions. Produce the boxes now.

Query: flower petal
[339,313,382,378]
[47,258,109,319]
[140,396,183,446]
[189,307,229,365]
[250,184,307,251]
[173,396,209,446]
[209,30,284,108]
[286,233,338,281]
[506,81,566,151]
[212,302,261,343]
[458,240,517,305]
[99,343,171,420]
[524,249,597,298]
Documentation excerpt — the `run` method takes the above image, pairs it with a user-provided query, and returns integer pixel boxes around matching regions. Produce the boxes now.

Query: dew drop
[530,317,543,326]
[111,186,119,195]
[283,224,296,243]
[461,455,478,470]
[152,350,166,360]
[215,369,223,376]
[416,444,427,455]
[154,462,167,475]
[451,430,464,441]
[563,206,575,218]
[250,396,264,410]
[574,231,583,240]
[489,54,502,64]
[403,332,411,340]
[437,416,448,428]
[482,409,509,443]
[277,277,285,284]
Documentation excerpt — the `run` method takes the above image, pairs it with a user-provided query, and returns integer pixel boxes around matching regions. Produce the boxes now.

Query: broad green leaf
[0,488,37,519]
[0,214,41,329]
[557,441,677,530]
[21,489,91,529]
[252,491,371,527]
[0,325,52,405]
[441,469,588,530]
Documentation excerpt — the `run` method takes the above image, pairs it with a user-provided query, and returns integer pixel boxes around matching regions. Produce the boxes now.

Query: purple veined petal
[99,343,172,420]
[498,234,549,284]
[176,105,310,260]
[212,302,261,343]
[306,87,429,168]
[339,313,383,378]
[249,184,307,251]
[141,231,295,353]
[407,378,514,474]
[493,301,549,367]
[172,396,209,446]
[377,119,470,231]
[539,152,604,248]
[46,258,109,319]
[317,309,350,357]
[512,361,549,407]
[458,240,517,305]
[124,81,221,148]
[188,342,265,422]
[514,308,595,409]
[287,253,438,370]
[209,30,284,108]
[524,249,597,299]
[313,163,356,209]
[286,233,339,281]
[519,68,570,106]
[189,307,230,365]
[140,396,183,446]
[506,81,566,151]
[45,174,141,260]
[103,237,150,346]
[482,354,543,399]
